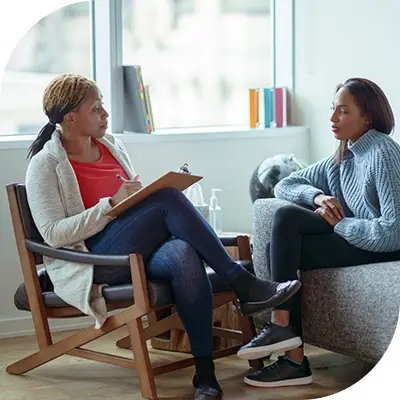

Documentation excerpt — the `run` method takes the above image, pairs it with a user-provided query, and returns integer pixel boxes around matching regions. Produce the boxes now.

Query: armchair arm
[252,198,291,279]
[25,240,130,266]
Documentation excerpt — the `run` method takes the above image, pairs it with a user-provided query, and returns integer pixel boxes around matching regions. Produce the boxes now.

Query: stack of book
[249,87,289,129]
[123,65,155,133]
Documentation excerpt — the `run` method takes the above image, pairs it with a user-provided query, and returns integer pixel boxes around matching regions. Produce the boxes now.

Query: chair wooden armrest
[25,239,130,266]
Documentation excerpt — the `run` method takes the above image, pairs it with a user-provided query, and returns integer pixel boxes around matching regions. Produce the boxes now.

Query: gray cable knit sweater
[274,129,400,253]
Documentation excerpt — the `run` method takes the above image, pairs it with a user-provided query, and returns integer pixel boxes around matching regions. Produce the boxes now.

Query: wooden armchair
[6,183,261,399]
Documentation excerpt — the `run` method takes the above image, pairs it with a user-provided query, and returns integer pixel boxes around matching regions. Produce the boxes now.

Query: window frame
[0,0,294,138]
[91,0,124,133]
[91,0,294,134]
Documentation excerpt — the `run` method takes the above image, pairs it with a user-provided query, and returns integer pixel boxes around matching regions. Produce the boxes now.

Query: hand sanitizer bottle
[185,182,209,221]
[209,189,223,234]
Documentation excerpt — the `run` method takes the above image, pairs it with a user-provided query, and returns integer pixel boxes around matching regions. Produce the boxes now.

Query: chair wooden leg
[116,335,131,349]
[7,305,142,375]
[127,317,158,400]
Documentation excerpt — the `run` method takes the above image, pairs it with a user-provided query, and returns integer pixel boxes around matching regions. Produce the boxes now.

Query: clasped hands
[314,194,344,227]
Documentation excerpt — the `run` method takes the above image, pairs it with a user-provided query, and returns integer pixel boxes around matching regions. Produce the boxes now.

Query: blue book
[263,88,274,128]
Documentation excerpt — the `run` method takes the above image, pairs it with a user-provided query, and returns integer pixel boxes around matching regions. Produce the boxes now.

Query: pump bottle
[209,189,223,234]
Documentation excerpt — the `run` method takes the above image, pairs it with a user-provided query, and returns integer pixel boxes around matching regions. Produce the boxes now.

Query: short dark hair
[335,78,395,162]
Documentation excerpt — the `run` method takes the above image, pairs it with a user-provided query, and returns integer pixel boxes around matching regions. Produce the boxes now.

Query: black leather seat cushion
[14,261,254,311]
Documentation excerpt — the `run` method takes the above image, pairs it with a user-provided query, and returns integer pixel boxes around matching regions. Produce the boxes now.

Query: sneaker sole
[237,337,303,360]
[244,375,313,388]
[240,281,302,316]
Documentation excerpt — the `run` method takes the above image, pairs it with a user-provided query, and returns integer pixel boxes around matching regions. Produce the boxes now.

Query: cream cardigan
[26,130,135,328]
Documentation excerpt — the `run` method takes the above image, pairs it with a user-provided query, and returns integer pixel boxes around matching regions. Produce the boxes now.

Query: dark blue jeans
[86,188,245,356]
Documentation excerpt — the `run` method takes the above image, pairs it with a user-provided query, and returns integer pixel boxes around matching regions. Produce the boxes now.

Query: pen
[116,174,127,182]
[116,174,140,182]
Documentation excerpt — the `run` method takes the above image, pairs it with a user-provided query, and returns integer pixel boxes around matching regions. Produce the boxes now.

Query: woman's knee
[273,204,304,227]
[147,239,202,281]
[169,238,197,257]
[166,240,211,298]
[155,187,185,203]
[170,240,203,273]
[155,239,202,274]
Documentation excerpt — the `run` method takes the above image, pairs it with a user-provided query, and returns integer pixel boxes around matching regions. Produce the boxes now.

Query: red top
[69,140,130,209]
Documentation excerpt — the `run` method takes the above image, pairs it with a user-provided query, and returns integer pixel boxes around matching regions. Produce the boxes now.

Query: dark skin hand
[314,194,344,227]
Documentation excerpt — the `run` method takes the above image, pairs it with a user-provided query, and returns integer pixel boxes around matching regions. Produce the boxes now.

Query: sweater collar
[43,129,116,161]
[347,129,381,157]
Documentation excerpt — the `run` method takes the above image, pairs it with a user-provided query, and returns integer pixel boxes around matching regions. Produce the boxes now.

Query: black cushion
[14,261,254,311]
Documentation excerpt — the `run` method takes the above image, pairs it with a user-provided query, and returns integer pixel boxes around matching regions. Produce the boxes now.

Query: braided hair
[27,74,97,159]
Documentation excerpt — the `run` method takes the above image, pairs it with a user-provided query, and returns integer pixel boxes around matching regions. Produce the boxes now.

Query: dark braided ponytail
[27,74,97,159]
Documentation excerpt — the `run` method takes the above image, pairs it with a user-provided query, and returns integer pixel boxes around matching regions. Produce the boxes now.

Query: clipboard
[107,171,203,217]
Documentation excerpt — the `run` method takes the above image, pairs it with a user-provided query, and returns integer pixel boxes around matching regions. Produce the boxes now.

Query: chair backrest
[8,183,44,264]
[7,183,54,347]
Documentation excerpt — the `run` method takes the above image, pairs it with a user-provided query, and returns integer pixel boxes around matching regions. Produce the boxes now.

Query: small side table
[220,232,251,260]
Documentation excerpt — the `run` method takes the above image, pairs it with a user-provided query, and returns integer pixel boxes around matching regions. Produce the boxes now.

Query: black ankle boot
[230,271,301,316]
[193,375,223,400]
[193,357,223,399]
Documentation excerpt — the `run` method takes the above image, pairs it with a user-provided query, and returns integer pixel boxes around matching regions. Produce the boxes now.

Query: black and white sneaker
[244,355,313,388]
[237,322,302,360]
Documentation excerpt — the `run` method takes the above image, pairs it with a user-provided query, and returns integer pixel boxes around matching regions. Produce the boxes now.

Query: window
[0,1,91,135]
[1,0,292,137]
[123,0,272,129]
[222,0,271,14]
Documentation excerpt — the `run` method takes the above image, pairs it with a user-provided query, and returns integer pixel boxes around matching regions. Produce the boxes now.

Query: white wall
[0,127,309,338]
[293,0,400,161]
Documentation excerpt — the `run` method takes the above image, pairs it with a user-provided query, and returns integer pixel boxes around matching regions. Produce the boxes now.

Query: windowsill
[0,125,308,149]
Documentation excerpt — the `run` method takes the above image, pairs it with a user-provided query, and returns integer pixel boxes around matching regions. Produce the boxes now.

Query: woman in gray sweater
[25,74,300,400]
[238,77,400,388]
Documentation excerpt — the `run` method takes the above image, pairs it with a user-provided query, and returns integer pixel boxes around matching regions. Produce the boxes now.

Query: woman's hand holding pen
[110,174,142,207]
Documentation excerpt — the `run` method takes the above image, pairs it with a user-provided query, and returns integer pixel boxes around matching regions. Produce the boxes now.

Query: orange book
[249,89,259,128]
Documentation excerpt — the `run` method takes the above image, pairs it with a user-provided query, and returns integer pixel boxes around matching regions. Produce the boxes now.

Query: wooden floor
[0,328,371,400]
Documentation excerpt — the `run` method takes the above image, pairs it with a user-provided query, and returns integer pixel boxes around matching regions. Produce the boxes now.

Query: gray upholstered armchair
[252,198,400,365]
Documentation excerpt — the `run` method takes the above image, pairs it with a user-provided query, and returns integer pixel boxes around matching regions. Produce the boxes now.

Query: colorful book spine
[249,88,260,128]
[144,85,155,132]
[248,87,288,129]
[263,88,274,128]
[282,87,288,127]
[134,66,151,133]
[274,87,288,128]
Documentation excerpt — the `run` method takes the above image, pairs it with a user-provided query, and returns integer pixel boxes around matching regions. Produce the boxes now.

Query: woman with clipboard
[25,74,301,400]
